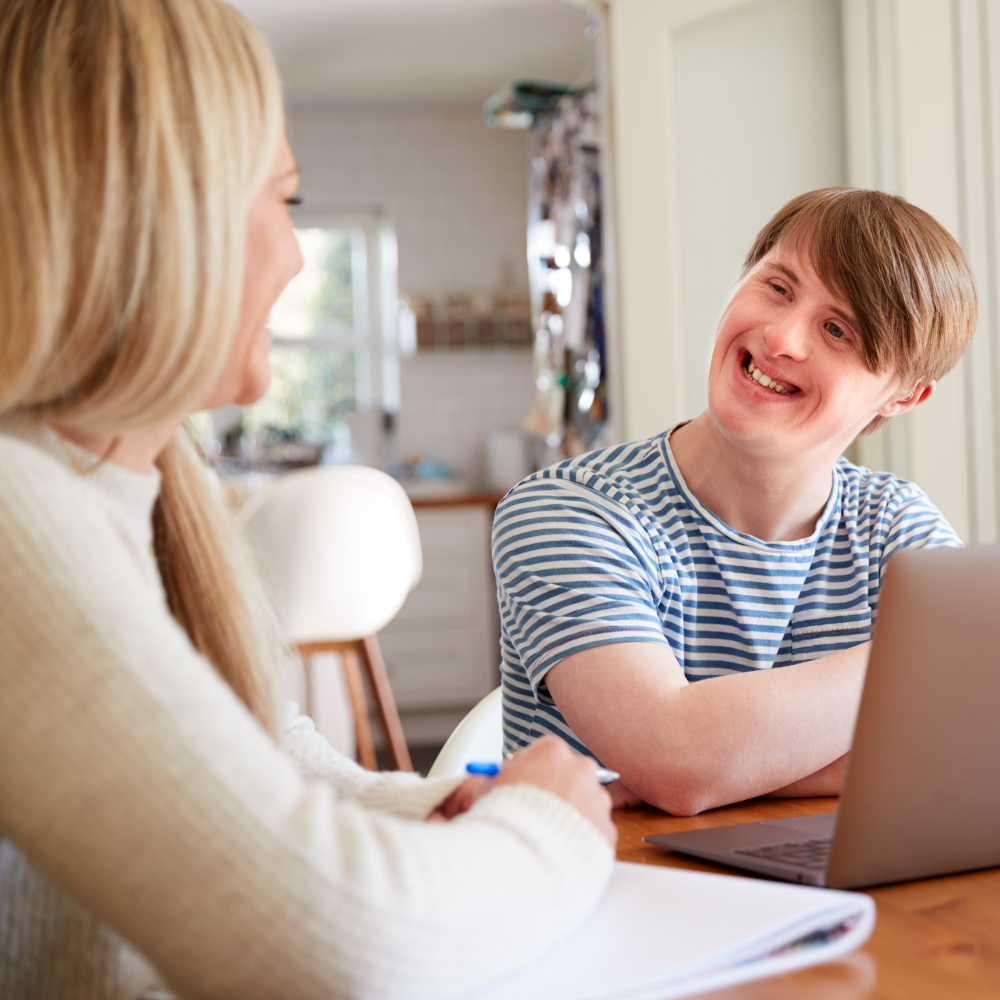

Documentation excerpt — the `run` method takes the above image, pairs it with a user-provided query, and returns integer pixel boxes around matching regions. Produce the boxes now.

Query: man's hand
[767,753,849,798]
[607,781,645,809]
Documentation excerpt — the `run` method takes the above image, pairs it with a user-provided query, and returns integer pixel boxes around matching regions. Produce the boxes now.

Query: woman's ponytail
[154,431,283,735]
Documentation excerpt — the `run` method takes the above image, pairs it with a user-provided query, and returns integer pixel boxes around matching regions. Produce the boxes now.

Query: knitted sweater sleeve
[0,449,613,1000]
[280,706,466,820]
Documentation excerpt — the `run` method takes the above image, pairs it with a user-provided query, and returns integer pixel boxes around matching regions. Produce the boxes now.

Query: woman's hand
[426,776,493,821]
[425,737,617,845]
[495,737,617,845]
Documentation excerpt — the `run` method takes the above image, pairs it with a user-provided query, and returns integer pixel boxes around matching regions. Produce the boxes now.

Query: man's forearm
[546,641,870,815]
[661,653,864,811]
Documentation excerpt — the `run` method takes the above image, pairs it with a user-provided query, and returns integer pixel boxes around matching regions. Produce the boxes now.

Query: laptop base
[645,811,837,886]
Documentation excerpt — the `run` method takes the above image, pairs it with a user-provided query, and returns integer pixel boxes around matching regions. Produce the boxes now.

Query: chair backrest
[428,687,503,778]
[237,466,422,644]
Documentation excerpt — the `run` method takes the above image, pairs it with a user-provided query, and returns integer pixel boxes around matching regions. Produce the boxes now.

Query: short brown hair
[744,188,977,433]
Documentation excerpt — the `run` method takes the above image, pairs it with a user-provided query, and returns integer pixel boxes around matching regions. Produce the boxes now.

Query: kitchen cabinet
[378,499,501,744]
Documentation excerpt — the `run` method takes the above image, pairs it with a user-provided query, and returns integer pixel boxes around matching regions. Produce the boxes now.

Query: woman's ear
[880,379,936,418]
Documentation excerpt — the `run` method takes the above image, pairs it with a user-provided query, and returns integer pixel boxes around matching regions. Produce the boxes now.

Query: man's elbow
[651,791,713,817]
[634,771,718,817]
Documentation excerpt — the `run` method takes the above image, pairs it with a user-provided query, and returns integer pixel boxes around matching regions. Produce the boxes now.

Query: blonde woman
[0,2,616,998]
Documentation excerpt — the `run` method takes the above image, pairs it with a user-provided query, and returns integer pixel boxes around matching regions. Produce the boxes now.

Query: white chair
[428,687,503,778]
[238,465,421,771]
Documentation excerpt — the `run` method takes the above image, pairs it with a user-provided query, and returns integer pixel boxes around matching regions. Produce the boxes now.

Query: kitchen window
[218,207,403,462]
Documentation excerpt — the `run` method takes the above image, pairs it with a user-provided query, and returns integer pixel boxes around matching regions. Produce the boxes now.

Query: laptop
[644,545,1000,889]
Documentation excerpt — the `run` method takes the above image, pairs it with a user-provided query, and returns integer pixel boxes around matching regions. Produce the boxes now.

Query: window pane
[268,228,364,338]
[243,344,358,443]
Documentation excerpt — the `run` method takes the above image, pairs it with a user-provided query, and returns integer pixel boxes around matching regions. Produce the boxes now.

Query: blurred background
[219,0,1000,768]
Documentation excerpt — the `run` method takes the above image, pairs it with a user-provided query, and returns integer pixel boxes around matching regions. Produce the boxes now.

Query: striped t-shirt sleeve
[492,478,672,697]
[879,482,963,569]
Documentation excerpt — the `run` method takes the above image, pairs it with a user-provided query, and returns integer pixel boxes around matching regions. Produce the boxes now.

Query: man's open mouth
[741,353,798,395]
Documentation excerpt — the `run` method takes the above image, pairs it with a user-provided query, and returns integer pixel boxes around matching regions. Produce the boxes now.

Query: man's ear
[880,379,936,418]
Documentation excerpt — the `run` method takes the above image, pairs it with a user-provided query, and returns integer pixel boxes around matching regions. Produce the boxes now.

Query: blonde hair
[743,188,978,434]
[0,0,286,732]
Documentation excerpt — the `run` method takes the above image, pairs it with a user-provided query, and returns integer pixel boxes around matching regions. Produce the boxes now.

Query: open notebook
[463,861,875,1000]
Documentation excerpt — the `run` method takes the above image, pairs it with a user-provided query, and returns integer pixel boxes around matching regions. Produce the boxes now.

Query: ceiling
[229,0,592,105]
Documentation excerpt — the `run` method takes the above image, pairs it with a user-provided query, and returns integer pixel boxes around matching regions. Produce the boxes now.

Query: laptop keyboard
[734,837,833,870]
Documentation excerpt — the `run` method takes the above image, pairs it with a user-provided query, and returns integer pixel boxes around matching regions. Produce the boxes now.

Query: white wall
[396,350,535,488]
[286,103,531,299]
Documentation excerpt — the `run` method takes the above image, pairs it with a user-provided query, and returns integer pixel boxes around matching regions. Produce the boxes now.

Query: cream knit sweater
[0,416,613,1000]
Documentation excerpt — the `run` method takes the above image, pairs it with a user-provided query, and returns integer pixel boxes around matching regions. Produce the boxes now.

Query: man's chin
[710,404,796,450]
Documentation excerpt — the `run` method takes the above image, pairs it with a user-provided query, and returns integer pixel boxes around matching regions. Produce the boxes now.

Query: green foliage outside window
[245,345,356,443]
[268,228,357,338]
[242,228,365,444]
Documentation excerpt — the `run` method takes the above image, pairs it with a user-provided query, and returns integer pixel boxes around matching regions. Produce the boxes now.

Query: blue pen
[466,761,620,784]
[465,761,501,776]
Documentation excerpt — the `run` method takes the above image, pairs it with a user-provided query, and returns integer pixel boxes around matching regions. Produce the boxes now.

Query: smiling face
[707,243,928,462]
[201,130,304,411]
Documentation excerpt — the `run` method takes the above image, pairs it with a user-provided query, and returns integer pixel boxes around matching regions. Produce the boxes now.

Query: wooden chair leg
[295,638,411,772]
[359,635,414,772]
[340,647,379,771]
[301,654,315,718]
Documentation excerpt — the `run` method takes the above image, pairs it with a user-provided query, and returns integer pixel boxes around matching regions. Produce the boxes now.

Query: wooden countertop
[407,492,506,509]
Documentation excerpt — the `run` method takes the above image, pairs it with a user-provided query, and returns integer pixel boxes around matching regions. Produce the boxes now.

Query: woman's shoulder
[0,420,162,583]
[0,423,91,519]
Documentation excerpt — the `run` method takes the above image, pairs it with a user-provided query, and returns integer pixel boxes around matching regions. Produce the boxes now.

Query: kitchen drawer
[411,507,482,554]
[379,627,495,709]
[379,503,499,714]
[391,556,481,622]
[391,507,493,623]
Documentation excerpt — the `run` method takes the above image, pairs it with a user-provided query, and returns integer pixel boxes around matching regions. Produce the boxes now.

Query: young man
[493,188,977,816]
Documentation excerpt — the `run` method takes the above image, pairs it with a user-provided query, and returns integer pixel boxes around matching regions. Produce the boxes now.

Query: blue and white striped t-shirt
[493,431,961,756]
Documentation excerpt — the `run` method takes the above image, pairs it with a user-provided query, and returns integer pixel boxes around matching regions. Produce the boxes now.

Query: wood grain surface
[613,800,1000,999]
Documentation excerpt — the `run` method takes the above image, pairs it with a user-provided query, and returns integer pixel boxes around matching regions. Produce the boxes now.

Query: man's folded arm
[545,640,870,815]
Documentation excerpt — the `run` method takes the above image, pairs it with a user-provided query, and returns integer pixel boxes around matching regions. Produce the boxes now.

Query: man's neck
[668,413,839,542]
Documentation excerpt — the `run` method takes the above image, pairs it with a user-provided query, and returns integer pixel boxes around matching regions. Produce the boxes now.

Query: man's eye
[285,195,303,207]
[827,322,846,339]
[771,282,789,297]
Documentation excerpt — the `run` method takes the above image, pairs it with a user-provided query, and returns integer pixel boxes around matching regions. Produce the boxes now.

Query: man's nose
[762,310,810,362]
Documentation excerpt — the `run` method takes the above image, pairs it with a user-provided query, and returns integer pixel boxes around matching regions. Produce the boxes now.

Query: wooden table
[614,799,1000,999]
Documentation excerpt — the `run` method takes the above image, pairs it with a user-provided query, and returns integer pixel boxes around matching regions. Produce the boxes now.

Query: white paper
[463,862,876,1000]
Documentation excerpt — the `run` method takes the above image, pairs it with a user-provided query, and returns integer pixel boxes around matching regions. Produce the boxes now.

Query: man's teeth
[745,358,791,394]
